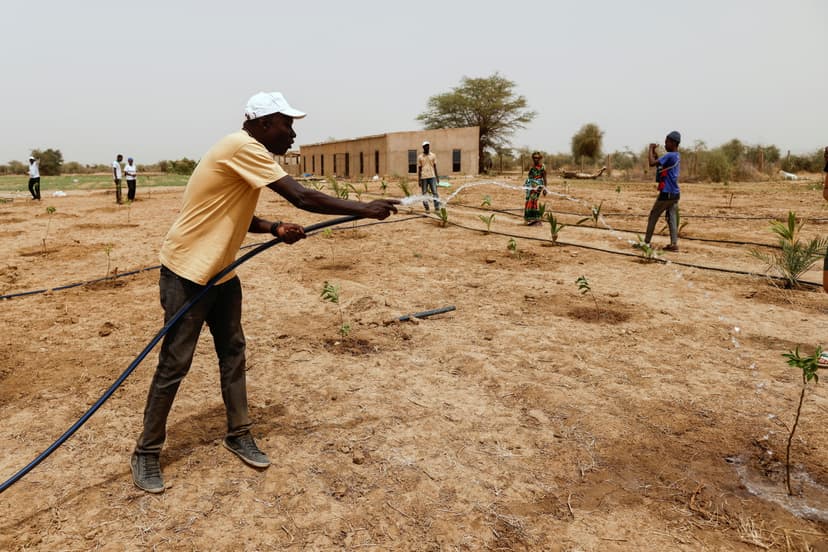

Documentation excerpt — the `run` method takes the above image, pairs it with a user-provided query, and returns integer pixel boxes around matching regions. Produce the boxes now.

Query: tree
[719,138,745,164]
[571,123,604,164]
[30,148,64,176]
[417,73,536,173]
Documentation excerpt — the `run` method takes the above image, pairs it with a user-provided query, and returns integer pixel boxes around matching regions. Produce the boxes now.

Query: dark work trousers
[135,266,251,455]
[114,178,123,204]
[28,177,40,200]
[126,178,137,201]
[419,177,441,211]
[644,192,680,245]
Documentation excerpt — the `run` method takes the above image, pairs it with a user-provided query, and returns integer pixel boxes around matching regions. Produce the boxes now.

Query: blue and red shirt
[657,151,680,194]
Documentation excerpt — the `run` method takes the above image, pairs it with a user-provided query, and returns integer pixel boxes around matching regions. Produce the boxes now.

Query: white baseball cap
[28,156,35,160]
[422,140,430,146]
[244,91,306,120]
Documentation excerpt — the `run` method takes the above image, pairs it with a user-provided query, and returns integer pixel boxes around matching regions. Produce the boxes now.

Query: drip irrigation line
[0,214,374,495]
[424,213,822,288]
[0,215,425,302]
[449,201,783,249]
[395,305,456,321]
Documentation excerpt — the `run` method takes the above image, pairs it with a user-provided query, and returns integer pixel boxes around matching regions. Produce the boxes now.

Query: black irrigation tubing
[0,215,425,302]
[449,201,783,250]
[471,204,828,222]
[425,213,822,289]
[0,213,392,495]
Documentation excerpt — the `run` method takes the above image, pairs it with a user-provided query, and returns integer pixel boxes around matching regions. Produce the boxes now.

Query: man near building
[112,154,124,204]
[417,141,441,212]
[28,156,40,200]
[124,157,138,202]
[130,91,398,494]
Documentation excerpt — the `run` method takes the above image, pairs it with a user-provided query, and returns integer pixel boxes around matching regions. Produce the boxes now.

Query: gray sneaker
[223,433,270,468]
[130,452,165,494]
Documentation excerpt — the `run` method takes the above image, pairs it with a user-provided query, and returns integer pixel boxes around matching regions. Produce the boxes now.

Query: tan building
[298,126,479,179]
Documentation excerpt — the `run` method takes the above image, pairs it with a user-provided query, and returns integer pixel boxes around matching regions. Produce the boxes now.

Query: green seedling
[438,207,448,227]
[633,234,659,262]
[781,346,824,495]
[348,183,361,201]
[380,179,388,195]
[327,177,350,200]
[481,195,492,208]
[507,238,521,259]
[321,281,350,338]
[615,185,621,195]
[577,201,603,227]
[575,275,600,315]
[478,213,495,234]
[311,181,326,192]
[42,206,57,253]
[543,212,566,244]
[750,211,828,289]
[397,179,412,197]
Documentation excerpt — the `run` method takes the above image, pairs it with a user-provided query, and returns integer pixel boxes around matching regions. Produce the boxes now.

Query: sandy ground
[0,176,827,551]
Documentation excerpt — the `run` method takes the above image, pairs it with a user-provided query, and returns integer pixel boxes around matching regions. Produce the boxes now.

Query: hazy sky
[3,0,826,165]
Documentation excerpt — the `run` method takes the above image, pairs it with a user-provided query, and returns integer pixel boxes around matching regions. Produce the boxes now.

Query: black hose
[396,305,456,321]
[0,214,362,494]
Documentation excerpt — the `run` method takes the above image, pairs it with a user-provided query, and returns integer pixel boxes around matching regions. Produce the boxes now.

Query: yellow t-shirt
[159,131,287,285]
[418,152,437,179]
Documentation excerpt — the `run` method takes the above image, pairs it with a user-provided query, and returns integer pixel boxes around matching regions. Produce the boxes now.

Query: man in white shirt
[124,157,138,201]
[28,156,40,200]
[113,154,124,204]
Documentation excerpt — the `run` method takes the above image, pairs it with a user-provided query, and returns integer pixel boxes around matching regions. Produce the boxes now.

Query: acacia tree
[571,123,604,165]
[417,73,536,173]
[30,148,64,176]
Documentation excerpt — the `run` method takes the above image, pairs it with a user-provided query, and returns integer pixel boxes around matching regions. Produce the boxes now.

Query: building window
[312,155,315,173]
[321,154,325,176]
[374,150,379,175]
[452,149,461,172]
[408,150,417,174]
[345,153,350,177]
[359,152,364,174]
[303,156,306,174]
[333,154,337,175]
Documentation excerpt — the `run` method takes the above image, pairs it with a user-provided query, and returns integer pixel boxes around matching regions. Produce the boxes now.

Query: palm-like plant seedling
[543,212,565,244]
[478,213,495,234]
[577,201,603,227]
[750,211,828,288]
[633,235,659,262]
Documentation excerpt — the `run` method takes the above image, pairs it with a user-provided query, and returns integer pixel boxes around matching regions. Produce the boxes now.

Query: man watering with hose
[130,91,398,493]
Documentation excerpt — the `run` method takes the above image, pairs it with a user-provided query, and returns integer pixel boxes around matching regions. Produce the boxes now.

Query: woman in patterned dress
[524,152,547,225]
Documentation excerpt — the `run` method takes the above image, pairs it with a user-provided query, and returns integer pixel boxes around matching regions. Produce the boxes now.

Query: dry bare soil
[1,176,827,551]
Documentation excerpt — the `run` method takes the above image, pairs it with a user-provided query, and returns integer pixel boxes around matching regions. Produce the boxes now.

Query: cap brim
[280,107,306,119]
